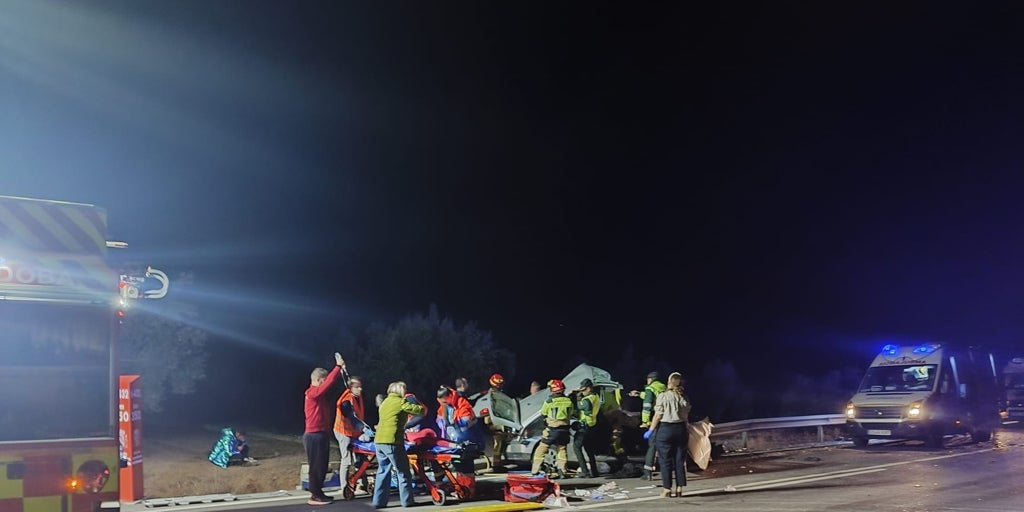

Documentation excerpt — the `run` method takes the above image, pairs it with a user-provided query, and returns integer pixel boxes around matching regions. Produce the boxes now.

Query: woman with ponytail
[644,371,691,497]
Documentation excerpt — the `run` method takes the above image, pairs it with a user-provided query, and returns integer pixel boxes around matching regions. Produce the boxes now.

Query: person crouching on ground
[303,352,346,506]
[208,427,250,468]
[373,381,426,509]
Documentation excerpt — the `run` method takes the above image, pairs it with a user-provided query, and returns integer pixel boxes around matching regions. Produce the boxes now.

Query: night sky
[5,2,1024,424]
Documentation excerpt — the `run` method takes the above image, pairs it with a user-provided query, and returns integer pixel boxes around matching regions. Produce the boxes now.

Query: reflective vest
[334,389,365,437]
[641,380,666,424]
[577,392,600,427]
[541,394,575,427]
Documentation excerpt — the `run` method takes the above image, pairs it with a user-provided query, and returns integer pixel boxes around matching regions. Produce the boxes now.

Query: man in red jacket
[304,352,346,506]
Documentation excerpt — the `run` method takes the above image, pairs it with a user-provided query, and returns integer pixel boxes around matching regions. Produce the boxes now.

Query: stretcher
[407,441,480,506]
[342,439,377,500]
[343,437,480,505]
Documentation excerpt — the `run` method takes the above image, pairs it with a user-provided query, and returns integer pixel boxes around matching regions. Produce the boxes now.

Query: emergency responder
[334,376,371,492]
[530,379,575,479]
[629,371,666,480]
[481,373,510,470]
[436,385,479,444]
[571,378,600,478]
[599,385,630,458]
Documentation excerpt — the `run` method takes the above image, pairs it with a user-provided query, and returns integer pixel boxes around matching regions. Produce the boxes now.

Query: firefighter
[481,373,510,470]
[571,378,600,478]
[629,371,666,480]
[530,379,575,479]
[598,385,629,458]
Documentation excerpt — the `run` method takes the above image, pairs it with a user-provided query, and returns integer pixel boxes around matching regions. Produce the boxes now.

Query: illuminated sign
[0,263,76,286]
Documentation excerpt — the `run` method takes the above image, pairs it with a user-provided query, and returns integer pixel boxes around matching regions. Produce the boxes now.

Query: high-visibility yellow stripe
[448,503,545,512]
[23,495,63,512]
[0,203,46,250]
[62,208,107,253]
[23,203,87,252]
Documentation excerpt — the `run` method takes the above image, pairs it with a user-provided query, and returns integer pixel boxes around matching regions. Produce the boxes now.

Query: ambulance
[0,195,167,511]
[845,343,1001,448]
[1002,356,1024,422]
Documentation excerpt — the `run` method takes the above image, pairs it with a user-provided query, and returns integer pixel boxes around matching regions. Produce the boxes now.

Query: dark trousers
[571,426,599,476]
[655,422,688,489]
[303,431,330,497]
[644,427,658,470]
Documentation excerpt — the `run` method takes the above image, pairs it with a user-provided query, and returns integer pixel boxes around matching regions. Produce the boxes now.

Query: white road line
[572,447,999,510]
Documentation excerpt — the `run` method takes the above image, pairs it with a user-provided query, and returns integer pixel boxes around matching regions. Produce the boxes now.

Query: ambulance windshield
[858,364,938,393]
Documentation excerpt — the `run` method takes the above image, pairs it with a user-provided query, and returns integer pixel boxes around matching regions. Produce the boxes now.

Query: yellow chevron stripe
[0,204,46,249]
[63,208,107,253]
[23,203,85,251]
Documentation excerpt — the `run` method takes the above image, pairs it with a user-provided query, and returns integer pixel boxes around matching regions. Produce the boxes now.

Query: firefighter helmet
[489,373,505,388]
[548,379,565,394]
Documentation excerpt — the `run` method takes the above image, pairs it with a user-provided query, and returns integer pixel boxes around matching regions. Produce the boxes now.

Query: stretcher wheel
[342,486,355,500]
[430,488,447,506]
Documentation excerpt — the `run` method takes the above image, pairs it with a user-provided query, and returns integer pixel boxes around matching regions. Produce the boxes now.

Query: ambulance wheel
[431,488,446,506]
[852,437,868,448]
[343,486,355,500]
[926,431,945,448]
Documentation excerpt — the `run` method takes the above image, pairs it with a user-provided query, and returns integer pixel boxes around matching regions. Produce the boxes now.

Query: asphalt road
[126,428,1024,512]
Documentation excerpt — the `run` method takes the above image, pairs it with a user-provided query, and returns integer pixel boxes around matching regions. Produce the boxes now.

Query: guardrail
[709,413,847,449]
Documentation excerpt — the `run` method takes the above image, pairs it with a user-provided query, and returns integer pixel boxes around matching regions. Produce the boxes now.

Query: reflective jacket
[208,427,245,469]
[641,380,666,424]
[437,392,477,442]
[542,393,575,427]
[577,392,600,427]
[334,389,366,438]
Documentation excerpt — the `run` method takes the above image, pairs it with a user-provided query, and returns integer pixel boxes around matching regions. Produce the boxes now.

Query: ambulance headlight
[907,402,923,418]
[845,403,856,419]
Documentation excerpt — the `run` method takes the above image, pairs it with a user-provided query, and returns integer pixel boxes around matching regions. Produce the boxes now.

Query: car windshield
[858,364,937,393]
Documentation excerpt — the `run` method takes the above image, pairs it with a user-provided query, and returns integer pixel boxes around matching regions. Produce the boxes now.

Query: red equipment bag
[504,472,560,503]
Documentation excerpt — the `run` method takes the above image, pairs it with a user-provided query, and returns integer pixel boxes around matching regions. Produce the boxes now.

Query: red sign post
[118,375,144,501]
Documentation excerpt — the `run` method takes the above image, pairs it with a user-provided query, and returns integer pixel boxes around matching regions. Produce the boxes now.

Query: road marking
[572,447,999,510]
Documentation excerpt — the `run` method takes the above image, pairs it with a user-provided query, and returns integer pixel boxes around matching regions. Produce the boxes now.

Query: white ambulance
[1003,356,1024,422]
[846,343,1000,448]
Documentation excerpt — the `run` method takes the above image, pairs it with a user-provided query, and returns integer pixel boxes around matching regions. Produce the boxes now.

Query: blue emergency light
[880,344,899,356]
[912,344,939,354]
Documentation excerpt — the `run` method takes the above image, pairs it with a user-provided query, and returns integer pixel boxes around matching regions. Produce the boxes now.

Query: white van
[1003,356,1024,422]
[845,343,1000,447]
